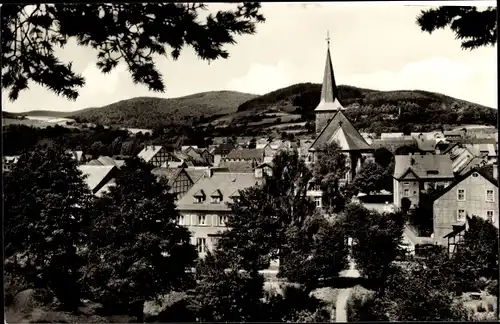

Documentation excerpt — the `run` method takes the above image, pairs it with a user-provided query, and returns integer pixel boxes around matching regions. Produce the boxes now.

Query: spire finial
[326,30,330,47]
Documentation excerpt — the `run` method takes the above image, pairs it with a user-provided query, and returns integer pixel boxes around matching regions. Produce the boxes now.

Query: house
[444,143,492,175]
[255,138,270,149]
[151,167,194,200]
[298,139,314,164]
[3,155,20,172]
[224,148,265,164]
[175,168,260,257]
[66,150,89,164]
[86,156,126,169]
[393,154,454,208]
[432,165,498,247]
[78,165,118,194]
[212,143,236,166]
[371,138,417,153]
[137,145,181,167]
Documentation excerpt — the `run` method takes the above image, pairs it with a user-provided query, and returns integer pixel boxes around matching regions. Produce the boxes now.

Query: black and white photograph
[2,1,498,322]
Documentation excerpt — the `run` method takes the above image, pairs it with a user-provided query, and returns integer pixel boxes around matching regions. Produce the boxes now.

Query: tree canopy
[81,157,197,320]
[416,6,497,50]
[4,145,94,309]
[1,3,265,101]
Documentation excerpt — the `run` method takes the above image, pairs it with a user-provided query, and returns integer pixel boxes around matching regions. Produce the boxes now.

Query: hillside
[4,91,257,129]
[225,83,497,135]
[71,91,256,129]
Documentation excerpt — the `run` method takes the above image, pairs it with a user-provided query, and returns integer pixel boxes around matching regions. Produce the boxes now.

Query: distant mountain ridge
[4,85,495,132]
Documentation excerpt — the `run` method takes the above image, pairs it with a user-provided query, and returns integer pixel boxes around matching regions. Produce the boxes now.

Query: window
[314,196,322,208]
[457,189,466,201]
[177,215,185,225]
[219,215,227,226]
[194,196,203,203]
[487,211,494,223]
[486,189,494,202]
[457,209,466,222]
[403,189,410,197]
[210,236,220,248]
[196,238,206,253]
[198,215,206,226]
[403,182,410,186]
[211,196,221,203]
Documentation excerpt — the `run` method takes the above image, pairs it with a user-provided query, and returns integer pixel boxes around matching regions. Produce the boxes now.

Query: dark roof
[151,167,185,185]
[394,154,454,180]
[213,143,235,155]
[315,47,343,111]
[443,223,466,238]
[415,139,436,152]
[220,161,256,173]
[433,165,498,202]
[310,110,371,151]
[226,148,265,161]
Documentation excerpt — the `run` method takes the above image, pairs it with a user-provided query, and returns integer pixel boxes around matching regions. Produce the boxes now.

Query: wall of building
[171,172,193,200]
[315,111,336,134]
[178,210,230,257]
[393,179,420,208]
[433,172,498,246]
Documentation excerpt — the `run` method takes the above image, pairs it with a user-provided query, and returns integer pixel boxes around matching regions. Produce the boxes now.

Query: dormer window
[230,190,240,202]
[193,189,206,204]
[211,189,223,204]
[427,170,439,175]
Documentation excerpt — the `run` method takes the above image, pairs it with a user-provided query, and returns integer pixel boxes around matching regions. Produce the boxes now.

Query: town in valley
[3,2,498,323]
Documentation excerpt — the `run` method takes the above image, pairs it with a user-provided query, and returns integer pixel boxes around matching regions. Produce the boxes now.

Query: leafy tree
[451,215,499,291]
[190,251,266,322]
[4,146,94,310]
[89,140,107,158]
[81,157,197,321]
[312,142,349,212]
[265,284,330,322]
[352,161,386,194]
[2,3,265,101]
[416,6,497,50]
[378,263,470,321]
[278,213,348,289]
[373,147,393,168]
[340,204,405,286]
[218,150,316,273]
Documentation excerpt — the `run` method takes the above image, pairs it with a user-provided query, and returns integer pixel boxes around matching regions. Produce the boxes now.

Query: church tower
[315,32,344,135]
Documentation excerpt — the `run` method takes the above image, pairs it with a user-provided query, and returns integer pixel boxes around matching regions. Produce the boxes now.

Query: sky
[3,1,497,113]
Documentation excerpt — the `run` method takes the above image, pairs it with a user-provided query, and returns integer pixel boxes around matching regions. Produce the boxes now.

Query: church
[308,36,373,184]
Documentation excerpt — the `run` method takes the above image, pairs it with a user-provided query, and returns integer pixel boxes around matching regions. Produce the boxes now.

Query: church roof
[309,110,371,151]
[315,47,344,112]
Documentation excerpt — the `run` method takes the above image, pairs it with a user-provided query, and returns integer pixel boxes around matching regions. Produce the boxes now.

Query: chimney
[204,167,213,178]
[494,163,498,180]
[410,158,415,166]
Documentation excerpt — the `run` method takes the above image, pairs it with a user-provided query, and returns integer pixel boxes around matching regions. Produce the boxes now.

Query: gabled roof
[213,143,235,155]
[229,190,241,197]
[177,172,257,211]
[226,148,265,160]
[151,167,186,186]
[393,154,454,180]
[137,145,163,163]
[185,169,205,184]
[220,161,255,173]
[433,165,497,203]
[95,178,116,197]
[415,139,436,152]
[78,165,116,192]
[193,189,206,197]
[310,110,371,151]
[211,189,223,197]
[315,47,344,112]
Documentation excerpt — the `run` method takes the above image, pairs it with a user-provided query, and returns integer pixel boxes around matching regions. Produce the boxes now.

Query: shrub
[477,303,486,313]
[346,285,382,322]
[487,303,494,312]
[486,280,498,297]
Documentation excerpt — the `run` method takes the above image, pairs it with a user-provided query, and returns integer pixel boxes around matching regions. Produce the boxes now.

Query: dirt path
[335,288,352,322]
[335,257,361,322]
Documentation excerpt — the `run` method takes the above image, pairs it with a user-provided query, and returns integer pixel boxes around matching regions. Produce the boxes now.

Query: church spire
[314,31,344,134]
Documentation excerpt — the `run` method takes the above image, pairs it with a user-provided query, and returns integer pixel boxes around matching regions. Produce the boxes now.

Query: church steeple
[315,31,344,134]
